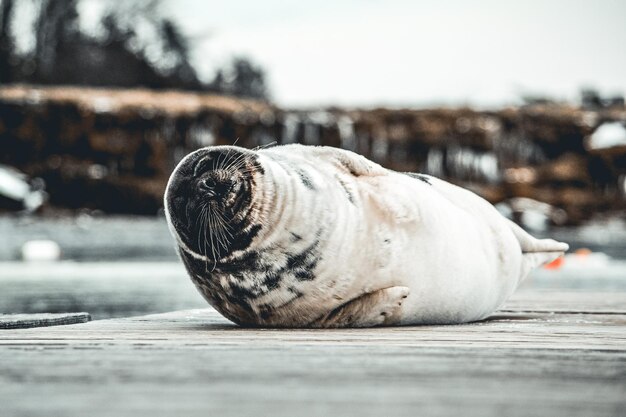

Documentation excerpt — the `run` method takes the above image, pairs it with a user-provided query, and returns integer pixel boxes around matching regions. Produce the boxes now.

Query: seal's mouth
[164,146,260,260]
[195,170,244,204]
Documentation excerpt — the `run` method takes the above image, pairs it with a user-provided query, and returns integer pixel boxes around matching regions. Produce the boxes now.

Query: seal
[164,144,569,327]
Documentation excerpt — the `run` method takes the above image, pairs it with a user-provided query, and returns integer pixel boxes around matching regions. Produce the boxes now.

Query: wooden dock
[1,290,625,417]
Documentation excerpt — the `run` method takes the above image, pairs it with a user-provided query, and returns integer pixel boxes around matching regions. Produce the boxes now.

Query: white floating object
[0,165,30,201]
[588,122,626,150]
[0,165,46,212]
[21,240,61,262]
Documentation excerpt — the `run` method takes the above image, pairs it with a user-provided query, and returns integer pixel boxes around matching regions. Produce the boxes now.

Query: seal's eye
[230,181,241,194]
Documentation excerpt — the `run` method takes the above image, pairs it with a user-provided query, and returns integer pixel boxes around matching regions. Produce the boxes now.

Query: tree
[0,0,269,99]
[0,0,15,83]
[32,0,82,83]
[211,57,269,100]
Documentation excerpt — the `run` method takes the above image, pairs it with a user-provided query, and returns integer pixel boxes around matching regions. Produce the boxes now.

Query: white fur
[252,144,568,324]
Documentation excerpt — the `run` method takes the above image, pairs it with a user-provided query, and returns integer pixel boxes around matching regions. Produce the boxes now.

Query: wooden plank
[2,309,625,350]
[0,291,624,417]
[0,312,90,329]
[1,291,624,350]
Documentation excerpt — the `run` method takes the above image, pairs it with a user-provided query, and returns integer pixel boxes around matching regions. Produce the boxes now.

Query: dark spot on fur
[226,284,258,311]
[383,239,391,244]
[294,269,315,281]
[296,169,315,190]
[285,239,320,281]
[286,252,307,270]
[337,155,361,177]
[212,250,259,275]
[336,176,355,204]
[404,172,432,185]
[262,270,282,290]
[228,185,253,217]
[229,280,258,299]
[290,232,303,242]
[258,304,273,320]
[251,160,264,175]
[229,224,262,253]
[287,286,304,298]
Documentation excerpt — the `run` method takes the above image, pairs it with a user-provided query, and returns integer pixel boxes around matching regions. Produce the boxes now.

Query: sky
[19,0,626,108]
[164,0,626,108]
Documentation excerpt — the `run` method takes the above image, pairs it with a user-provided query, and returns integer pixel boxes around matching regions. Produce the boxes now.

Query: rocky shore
[1,85,625,224]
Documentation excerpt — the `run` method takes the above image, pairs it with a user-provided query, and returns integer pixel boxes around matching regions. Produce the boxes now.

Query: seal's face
[164,146,263,261]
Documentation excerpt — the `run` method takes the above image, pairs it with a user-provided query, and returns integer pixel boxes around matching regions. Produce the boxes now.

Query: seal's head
[164,146,264,261]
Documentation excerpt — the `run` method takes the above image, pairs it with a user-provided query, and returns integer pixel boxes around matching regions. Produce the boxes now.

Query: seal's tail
[506,219,569,277]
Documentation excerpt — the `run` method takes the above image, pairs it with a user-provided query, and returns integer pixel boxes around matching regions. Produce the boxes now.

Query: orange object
[575,248,592,257]
[544,255,565,270]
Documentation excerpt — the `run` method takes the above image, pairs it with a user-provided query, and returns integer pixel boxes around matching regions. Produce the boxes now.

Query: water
[0,262,205,320]
[0,214,178,262]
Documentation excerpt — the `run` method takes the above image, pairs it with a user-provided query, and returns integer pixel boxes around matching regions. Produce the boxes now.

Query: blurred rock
[536,153,591,184]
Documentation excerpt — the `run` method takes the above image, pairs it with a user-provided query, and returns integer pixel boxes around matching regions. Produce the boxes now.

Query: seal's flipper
[310,286,410,328]
[506,219,568,278]
[507,219,569,253]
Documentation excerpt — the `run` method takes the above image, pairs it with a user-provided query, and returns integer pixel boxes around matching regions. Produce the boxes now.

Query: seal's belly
[336,175,525,324]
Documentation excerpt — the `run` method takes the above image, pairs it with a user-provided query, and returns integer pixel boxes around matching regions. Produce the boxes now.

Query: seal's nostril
[198,178,217,197]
